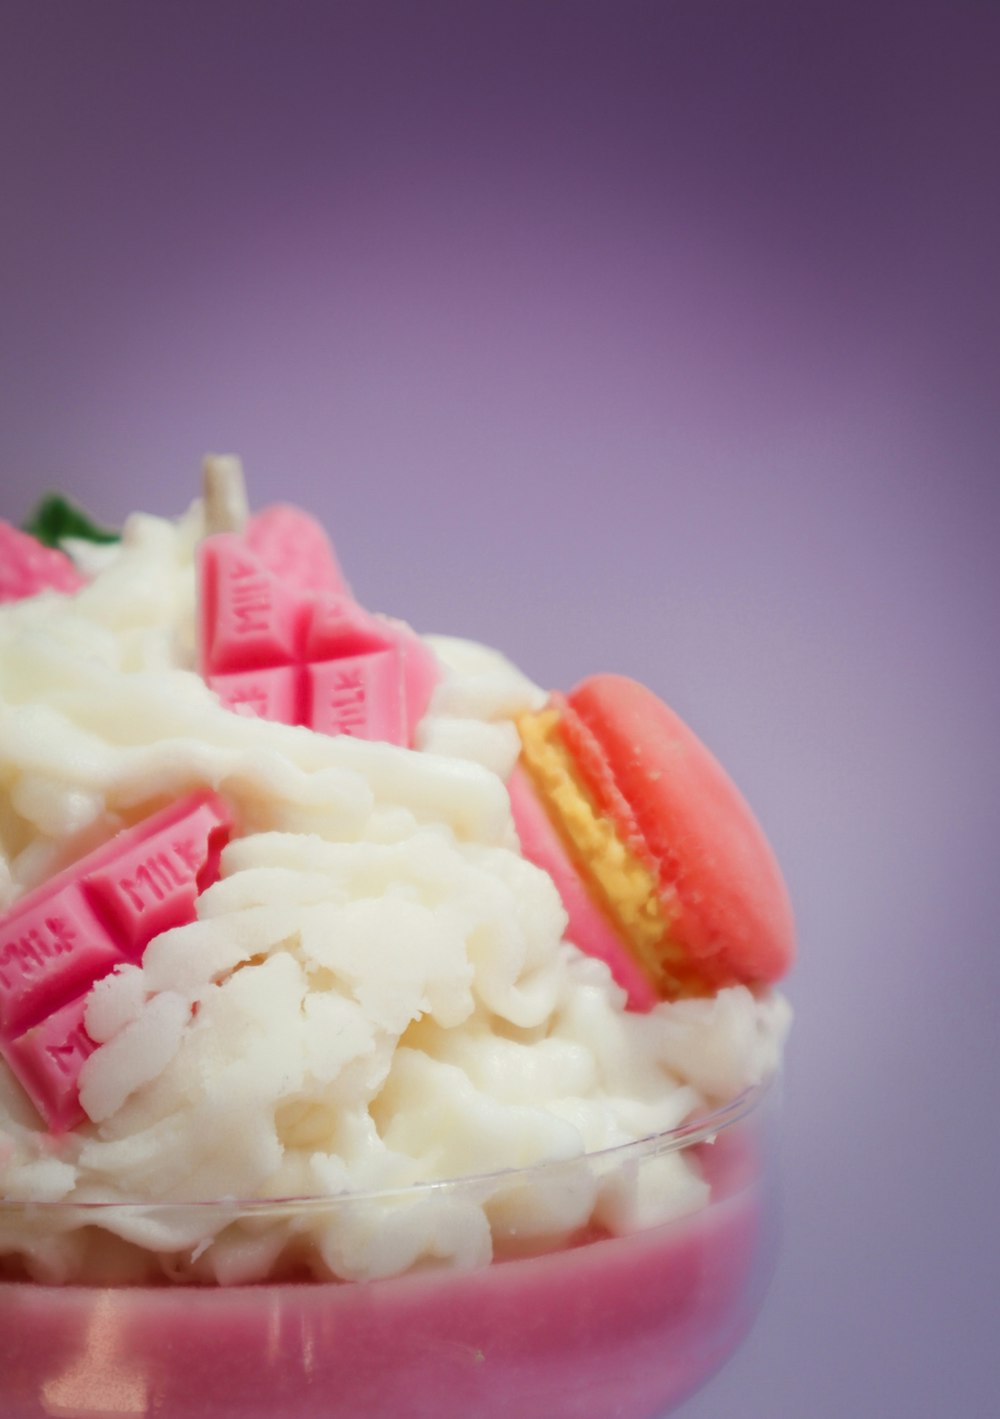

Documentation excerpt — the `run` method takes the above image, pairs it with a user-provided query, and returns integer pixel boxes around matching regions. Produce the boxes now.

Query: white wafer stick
[202,453,249,534]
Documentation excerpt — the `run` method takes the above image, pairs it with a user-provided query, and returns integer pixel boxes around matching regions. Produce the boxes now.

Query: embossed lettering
[45,1024,96,1075]
[327,668,367,729]
[225,683,270,716]
[44,917,78,957]
[0,917,78,990]
[171,834,207,873]
[0,934,42,989]
[229,570,273,634]
[118,851,187,912]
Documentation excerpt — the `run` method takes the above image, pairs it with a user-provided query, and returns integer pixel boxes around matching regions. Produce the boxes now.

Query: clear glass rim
[0,1075,774,1219]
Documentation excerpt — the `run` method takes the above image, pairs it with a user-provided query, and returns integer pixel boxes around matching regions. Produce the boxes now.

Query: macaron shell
[564,675,795,988]
[507,768,660,1010]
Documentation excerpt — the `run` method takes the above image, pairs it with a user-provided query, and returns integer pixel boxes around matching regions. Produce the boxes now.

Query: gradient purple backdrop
[2,3,998,1416]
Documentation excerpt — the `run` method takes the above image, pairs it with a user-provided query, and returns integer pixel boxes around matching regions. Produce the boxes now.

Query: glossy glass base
[0,1083,779,1419]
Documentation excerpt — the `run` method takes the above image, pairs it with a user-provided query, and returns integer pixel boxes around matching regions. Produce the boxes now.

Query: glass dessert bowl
[0,1078,779,1419]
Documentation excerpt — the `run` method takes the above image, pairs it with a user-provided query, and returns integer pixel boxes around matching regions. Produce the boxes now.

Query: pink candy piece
[246,504,350,596]
[307,650,406,742]
[212,665,302,725]
[0,791,231,1132]
[198,536,439,746]
[0,521,85,604]
[305,594,395,660]
[0,890,119,1039]
[392,617,441,734]
[3,996,98,1133]
[199,535,309,675]
[309,602,439,730]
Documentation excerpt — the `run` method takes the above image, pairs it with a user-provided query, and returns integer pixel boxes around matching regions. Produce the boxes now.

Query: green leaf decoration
[23,493,120,548]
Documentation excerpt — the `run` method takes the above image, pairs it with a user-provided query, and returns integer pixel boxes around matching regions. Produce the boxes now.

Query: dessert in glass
[0,464,793,1418]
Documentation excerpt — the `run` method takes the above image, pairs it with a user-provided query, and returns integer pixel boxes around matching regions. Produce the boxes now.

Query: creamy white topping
[0,502,789,1283]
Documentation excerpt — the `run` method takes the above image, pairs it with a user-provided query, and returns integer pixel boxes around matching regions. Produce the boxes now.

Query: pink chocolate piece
[0,791,231,1132]
[394,622,440,736]
[308,604,439,741]
[306,594,395,659]
[208,665,302,724]
[2,994,96,1132]
[307,650,406,741]
[0,521,85,604]
[84,794,233,958]
[0,889,120,1037]
[507,769,658,1011]
[246,504,350,596]
[197,529,439,747]
[198,536,309,676]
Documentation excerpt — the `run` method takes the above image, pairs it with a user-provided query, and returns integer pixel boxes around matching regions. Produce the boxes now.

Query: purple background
[2,3,998,1415]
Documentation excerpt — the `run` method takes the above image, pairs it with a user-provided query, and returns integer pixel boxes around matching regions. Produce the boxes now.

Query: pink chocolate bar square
[209,665,302,724]
[0,888,121,1036]
[307,650,406,742]
[306,594,394,660]
[3,994,97,1133]
[84,797,232,958]
[0,792,231,1132]
[200,537,308,674]
[196,528,440,748]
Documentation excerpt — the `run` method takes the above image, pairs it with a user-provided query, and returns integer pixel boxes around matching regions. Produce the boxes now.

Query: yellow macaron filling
[517,707,701,997]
